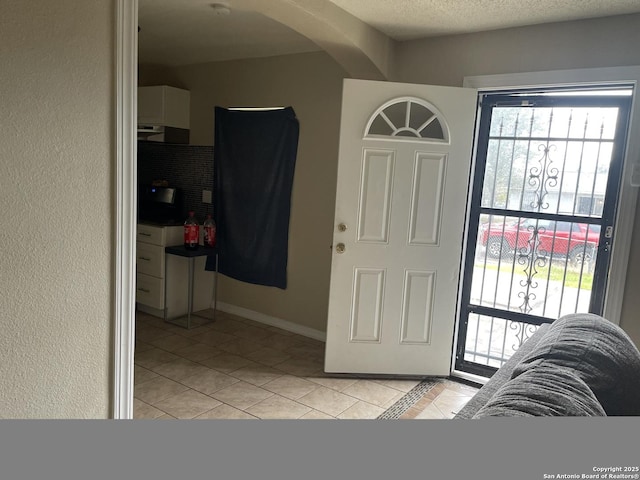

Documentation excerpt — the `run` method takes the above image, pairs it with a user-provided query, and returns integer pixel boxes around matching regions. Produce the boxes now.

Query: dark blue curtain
[205,107,299,289]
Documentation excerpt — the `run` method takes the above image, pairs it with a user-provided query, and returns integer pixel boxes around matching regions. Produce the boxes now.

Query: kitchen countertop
[138,219,184,227]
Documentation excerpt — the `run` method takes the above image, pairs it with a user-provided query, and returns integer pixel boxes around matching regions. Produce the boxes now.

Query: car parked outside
[478,218,600,264]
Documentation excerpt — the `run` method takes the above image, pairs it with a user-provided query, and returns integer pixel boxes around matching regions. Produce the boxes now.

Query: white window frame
[463,67,640,326]
[364,96,450,143]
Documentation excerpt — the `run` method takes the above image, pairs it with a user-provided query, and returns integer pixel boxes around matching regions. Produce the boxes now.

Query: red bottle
[184,211,199,250]
[203,214,216,248]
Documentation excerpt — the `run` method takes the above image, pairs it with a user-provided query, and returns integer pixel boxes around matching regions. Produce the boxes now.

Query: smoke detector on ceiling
[211,3,231,15]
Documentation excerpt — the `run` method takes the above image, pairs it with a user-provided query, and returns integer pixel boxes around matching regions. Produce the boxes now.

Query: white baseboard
[136,303,163,318]
[215,302,326,342]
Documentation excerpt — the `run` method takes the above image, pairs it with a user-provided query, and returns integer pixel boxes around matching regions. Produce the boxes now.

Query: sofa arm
[513,313,640,416]
[454,323,550,419]
[472,363,606,417]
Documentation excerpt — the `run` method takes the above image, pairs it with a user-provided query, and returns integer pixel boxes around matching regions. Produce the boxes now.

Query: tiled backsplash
[138,141,214,222]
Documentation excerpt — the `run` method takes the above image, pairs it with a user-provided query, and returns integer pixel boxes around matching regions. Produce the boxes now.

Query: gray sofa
[455,313,640,418]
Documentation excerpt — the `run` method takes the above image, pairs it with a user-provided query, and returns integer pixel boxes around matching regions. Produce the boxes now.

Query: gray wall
[1,0,114,417]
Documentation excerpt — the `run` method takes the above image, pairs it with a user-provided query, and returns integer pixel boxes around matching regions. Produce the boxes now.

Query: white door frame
[113,0,138,419]
[462,67,640,326]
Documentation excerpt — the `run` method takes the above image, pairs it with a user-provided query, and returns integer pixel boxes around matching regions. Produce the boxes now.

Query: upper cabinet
[138,86,190,129]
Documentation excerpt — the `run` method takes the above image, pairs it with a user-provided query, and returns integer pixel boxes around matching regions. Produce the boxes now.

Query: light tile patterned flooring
[134,309,478,419]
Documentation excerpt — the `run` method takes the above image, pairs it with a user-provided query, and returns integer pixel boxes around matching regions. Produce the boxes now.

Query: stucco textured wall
[0,0,113,417]
[393,13,640,86]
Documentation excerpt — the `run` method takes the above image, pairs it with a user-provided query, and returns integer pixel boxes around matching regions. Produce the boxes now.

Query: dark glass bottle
[203,214,216,248]
[184,211,199,250]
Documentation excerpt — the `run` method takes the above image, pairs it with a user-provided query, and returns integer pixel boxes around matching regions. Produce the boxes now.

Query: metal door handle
[337,223,347,232]
[336,243,346,253]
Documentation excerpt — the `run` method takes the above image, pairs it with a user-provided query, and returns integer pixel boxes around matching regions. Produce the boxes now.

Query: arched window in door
[364,97,450,143]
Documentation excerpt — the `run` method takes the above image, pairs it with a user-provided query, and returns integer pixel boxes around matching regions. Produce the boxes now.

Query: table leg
[163,250,217,329]
[163,252,168,323]
[213,253,218,320]
[187,256,195,329]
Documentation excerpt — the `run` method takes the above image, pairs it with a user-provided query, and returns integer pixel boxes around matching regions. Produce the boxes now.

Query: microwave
[138,185,183,224]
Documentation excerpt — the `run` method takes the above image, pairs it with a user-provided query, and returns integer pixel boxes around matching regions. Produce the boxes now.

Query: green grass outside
[476,259,594,290]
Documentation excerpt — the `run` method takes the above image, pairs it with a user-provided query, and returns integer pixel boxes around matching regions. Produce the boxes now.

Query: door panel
[400,270,435,344]
[324,79,476,376]
[357,149,395,243]
[350,268,385,342]
[408,153,446,245]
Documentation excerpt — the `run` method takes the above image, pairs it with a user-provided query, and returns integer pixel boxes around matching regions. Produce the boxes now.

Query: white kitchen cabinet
[136,223,215,319]
[136,242,165,278]
[135,273,164,310]
[138,86,190,129]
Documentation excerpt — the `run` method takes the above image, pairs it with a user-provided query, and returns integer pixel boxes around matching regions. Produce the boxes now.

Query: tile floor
[134,309,478,419]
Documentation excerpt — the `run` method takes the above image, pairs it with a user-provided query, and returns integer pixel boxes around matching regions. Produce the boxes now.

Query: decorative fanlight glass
[365,98,448,142]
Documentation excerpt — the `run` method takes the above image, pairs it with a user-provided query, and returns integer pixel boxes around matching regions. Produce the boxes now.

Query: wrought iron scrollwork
[516,224,548,314]
[509,321,540,351]
[528,144,559,211]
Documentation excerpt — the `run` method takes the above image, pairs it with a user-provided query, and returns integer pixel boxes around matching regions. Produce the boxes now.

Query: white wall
[0,0,114,418]
[393,14,640,85]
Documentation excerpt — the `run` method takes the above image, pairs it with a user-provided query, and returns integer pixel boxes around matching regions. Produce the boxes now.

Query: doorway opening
[455,86,633,379]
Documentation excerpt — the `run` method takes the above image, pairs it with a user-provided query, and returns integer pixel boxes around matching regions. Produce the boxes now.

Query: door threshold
[321,372,447,380]
[450,369,488,387]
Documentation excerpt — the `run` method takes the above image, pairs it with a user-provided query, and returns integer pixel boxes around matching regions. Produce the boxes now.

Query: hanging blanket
[206,107,299,289]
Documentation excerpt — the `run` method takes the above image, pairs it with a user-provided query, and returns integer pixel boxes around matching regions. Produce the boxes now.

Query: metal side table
[164,245,218,329]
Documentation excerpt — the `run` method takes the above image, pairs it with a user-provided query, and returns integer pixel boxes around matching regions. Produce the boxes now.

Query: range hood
[137,125,190,144]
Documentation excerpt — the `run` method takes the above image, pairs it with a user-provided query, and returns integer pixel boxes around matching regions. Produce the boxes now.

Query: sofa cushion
[473,363,606,417]
[512,313,640,416]
[454,324,550,419]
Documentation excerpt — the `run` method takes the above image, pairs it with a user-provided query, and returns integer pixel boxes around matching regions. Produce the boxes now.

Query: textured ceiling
[329,0,640,40]
[138,0,640,67]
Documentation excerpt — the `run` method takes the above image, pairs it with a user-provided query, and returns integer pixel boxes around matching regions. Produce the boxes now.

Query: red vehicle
[479,218,600,264]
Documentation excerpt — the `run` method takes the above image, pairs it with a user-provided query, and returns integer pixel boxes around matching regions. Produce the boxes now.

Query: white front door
[324,79,477,376]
